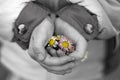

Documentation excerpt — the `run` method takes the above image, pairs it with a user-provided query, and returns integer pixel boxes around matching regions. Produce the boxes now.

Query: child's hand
[69,0,118,39]
[54,18,88,60]
[46,47,66,57]
[28,17,76,75]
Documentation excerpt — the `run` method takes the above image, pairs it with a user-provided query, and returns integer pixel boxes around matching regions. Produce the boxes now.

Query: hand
[54,18,88,60]
[46,46,66,57]
[69,0,118,39]
[28,17,76,75]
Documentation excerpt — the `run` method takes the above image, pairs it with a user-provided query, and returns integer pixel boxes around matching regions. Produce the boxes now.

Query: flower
[47,35,75,53]
[58,35,75,53]
[48,36,58,47]
[56,35,61,40]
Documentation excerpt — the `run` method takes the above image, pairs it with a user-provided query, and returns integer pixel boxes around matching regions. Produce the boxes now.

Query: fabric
[98,0,120,75]
[12,2,49,49]
[36,0,69,12]
[99,0,120,31]
[104,33,120,75]
[12,1,99,49]
[57,4,99,40]
[76,0,118,39]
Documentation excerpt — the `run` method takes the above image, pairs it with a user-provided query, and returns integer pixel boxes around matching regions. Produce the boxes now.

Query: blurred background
[0,63,9,80]
[0,54,120,80]
[0,41,9,80]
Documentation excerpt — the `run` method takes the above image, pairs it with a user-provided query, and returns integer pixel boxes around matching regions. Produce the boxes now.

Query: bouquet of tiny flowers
[47,35,75,54]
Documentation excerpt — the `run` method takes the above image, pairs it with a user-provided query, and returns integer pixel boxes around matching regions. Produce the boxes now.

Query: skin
[55,18,87,60]
[28,17,88,75]
[28,17,76,75]
[28,0,119,73]
[46,18,88,59]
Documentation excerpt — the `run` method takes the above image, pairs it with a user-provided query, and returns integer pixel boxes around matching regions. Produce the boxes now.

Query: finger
[43,55,75,66]
[56,49,66,57]
[69,41,87,60]
[69,33,87,59]
[32,17,54,49]
[41,62,75,72]
[47,69,72,75]
[30,17,54,61]
[46,47,57,57]
[68,0,83,3]
[30,45,75,66]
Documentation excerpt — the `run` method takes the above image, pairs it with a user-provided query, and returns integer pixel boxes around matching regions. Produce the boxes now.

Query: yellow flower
[48,36,58,47]
[49,39,56,46]
[56,35,61,40]
[47,35,75,53]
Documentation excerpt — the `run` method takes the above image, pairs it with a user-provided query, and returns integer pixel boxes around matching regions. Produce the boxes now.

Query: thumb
[29,17,54,61]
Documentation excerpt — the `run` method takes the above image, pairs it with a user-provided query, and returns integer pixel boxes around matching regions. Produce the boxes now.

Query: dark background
[0,63,9,80]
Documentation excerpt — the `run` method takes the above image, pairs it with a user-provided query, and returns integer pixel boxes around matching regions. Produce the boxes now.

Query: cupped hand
[54,18,88,60]
[28,17,76,75]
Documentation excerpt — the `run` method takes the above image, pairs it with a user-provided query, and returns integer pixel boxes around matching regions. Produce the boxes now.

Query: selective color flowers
[48,35,75,54]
